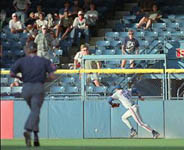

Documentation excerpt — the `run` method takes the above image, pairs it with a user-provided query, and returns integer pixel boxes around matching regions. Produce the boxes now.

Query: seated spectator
[74,44,101,86]
[136,4,162,30]
[121,30,139,69]
[73,44,86,69]
[139,0,154,12]
[84,3,98,36]
[83,44,101,87]
[36,12,48,31]
[70,0,83,18]
[13,0,31,24]
[57,9,73,40]
[71,10,89,46]
[82,0,91,12]
[9,13,24,34]
[59,0,72,16]
[25,12,37,28]
[35,4,44,19]
[47,13,55,29]
[50,30,60,50]
[34,25,54,59]
[0,9,8,30]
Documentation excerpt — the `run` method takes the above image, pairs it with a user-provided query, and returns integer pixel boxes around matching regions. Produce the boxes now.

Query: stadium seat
[152,23,167,31]
[66,86,79,93]
[11,86,22,97]
[0,87,11,96]
[96,40,111,49]
[110,40,122,49]
[50,86,65,94]
[105,32,120,41]
[145,31,159,40]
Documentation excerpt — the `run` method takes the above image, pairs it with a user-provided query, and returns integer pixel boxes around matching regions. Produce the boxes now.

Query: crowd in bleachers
[1,0,184,98]
[0,0,117,68]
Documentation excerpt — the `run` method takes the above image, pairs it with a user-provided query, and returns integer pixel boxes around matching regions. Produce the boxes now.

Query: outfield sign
[176,48,184,58]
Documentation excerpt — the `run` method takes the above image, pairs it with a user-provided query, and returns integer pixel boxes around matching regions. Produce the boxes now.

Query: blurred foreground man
[10,42,56,147]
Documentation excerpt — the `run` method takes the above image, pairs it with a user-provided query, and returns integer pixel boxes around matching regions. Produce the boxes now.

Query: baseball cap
[78,11,84,15]
[12,13,17,17]
[115,85,121,89]
[25,42,37,52]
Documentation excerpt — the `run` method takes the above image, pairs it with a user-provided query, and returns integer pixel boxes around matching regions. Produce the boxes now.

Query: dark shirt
[11,55,56,83]
[124,37,139,53]
[25,18,36,26]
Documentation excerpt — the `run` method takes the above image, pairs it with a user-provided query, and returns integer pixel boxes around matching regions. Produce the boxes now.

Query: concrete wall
[12,100,184,139]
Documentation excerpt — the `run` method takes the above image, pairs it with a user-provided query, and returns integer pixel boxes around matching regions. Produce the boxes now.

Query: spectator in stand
[35,12,48,31]
[74,44,101,86]
[57,9,74,40]
[13,0,31,24]
[82,0,91,12]
[121,30,139,69]
[73,44,86,69]
[35,4,44,19]
[71,10,89,46]
[136,4,162,30]
[25,12,37,29]
[0,9,7,30]
[85,3,98,37]
[139,0,154,12]
[70,0,83,18]
[34,25,53,59]
[59,0,72,16]
[9,13,24,34]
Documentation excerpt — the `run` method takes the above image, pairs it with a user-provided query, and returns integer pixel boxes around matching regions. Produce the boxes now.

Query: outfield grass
[1,139,184,150]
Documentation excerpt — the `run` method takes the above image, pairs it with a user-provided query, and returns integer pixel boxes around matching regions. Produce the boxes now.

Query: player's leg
[130,105,160,138]
[121,110,137,137]
[129,105,153,133]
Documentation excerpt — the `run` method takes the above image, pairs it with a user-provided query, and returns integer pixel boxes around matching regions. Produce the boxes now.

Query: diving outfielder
[107,83,160,138]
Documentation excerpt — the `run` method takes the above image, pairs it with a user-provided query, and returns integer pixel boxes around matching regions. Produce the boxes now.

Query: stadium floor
[1,139,184,150]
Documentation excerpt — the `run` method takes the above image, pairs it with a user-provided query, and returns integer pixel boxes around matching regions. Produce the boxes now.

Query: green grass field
[1,139,184,150]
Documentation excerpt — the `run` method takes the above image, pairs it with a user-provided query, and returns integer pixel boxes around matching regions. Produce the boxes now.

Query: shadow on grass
[1,146,184,150]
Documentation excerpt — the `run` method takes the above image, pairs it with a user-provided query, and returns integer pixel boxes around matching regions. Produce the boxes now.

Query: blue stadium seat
[66,86,79,94]
[96,40,111,49]
[50,86,65,94]
[152,23,167,31]
[105,32,120,41]
[110,40,122,49]
[11,86,22,97]
[145,31,159,40]
[1,87,11,96]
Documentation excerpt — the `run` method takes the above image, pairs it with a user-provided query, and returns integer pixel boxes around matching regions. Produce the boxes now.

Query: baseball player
[107,82,160,138]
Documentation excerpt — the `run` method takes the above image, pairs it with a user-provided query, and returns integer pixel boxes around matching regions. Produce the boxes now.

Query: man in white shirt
[108,83,160,139]
[13,0,31,24]
[9,13,24,33]
[71,10,89,47]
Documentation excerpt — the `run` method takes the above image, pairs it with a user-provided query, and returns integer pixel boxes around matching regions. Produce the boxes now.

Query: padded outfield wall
[1,100,184,139]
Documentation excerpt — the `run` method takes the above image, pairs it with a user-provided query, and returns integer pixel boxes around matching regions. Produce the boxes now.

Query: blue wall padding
[111,103,137,138]
[84,100,111,138]
[165,101,184,138]
[137,101,164,138]
[14,101,49,138]
[48,101,83,138]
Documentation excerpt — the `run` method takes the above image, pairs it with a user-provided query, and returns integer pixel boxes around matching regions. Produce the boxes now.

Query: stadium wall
[1,100,184,139]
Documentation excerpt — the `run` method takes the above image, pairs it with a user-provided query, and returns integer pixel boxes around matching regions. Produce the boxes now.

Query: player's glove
[111,103,120,108]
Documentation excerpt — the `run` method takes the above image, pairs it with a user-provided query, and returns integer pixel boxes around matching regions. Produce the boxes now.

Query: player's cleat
[130,128,137,138]
[34,140,40,147]
[23,131,31,147]
[152,130,160,139]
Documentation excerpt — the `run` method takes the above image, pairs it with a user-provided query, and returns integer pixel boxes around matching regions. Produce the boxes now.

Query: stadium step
[114,11,130,20]
[97,28,112,37]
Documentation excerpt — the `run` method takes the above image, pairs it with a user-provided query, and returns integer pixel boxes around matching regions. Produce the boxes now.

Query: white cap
[78,11,84,15]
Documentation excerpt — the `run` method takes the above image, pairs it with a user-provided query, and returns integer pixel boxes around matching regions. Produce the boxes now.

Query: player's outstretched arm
[107,97,120,108]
